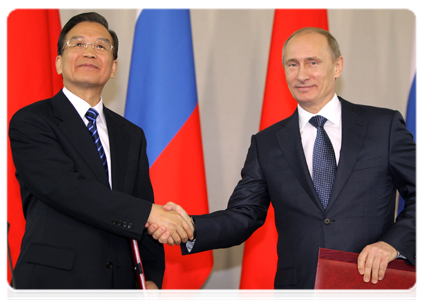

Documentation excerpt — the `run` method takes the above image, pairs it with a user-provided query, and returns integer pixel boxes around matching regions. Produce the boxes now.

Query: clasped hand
[146,203,192,246]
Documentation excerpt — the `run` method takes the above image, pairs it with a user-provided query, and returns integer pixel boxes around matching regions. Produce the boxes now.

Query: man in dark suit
[148,27,415,289]
[8,12,193,289]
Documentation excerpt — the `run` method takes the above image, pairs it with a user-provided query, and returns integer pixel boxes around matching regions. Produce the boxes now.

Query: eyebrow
[69,35,112,44]
[285,56,321,65]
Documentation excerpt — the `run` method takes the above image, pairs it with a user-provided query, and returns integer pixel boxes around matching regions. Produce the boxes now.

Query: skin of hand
[357,241,397,284]
[146,204,193,245]
[146,202,194,246]
[137,281,159,300]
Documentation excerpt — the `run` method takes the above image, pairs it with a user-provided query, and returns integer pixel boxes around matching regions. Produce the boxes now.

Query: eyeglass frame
[64,38,115,55]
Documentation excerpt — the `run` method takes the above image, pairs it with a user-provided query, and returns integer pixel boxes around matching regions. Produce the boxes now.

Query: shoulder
[103,106,146,136]
[255,110,298,138]
[339,96,401,120]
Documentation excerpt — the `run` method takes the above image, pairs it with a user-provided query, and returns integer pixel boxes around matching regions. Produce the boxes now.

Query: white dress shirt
[298,94,342,178]
[63,87,112,187]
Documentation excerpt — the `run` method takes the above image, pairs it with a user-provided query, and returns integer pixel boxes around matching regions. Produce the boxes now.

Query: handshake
[146,202,193,246]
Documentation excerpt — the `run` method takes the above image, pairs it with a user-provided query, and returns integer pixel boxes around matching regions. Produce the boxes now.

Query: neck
[64,84,103,107]
[299,94,335,114]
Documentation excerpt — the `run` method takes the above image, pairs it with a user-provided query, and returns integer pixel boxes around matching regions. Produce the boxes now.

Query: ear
[334,56,344,79]
[109,60,118,79]
[55,56,63,75]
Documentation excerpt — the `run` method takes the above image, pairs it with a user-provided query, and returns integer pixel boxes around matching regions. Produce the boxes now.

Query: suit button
[128,223,133,229]
[123,222,127,228]
[112,219,117,225]
[118,220,122,226]
[106,262,113,269]
[324,218,331,225]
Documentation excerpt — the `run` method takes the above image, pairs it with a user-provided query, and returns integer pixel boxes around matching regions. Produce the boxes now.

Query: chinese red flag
[7,9,62,285]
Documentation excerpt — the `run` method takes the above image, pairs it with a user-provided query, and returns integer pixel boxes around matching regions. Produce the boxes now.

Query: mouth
[78,63,99,70]
[295,85,314,92]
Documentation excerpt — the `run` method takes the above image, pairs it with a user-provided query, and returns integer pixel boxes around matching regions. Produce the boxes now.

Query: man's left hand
[357,241,397,284]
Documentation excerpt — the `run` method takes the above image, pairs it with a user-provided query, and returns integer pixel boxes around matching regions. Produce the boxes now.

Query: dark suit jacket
[9,90,165,289]
[183,97,415,289]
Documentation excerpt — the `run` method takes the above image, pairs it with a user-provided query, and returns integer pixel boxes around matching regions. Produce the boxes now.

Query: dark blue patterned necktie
[309,115,337,209]
[85,108,108,174]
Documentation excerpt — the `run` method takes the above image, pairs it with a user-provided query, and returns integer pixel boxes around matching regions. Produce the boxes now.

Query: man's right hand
[146,204,193,245]
[146,202,193,246]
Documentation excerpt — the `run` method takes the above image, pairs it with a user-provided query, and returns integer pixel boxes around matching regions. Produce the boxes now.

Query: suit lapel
[103,107,130,192]
[326,98,368,210]
[52,91,110,187]
[275,110,323,211]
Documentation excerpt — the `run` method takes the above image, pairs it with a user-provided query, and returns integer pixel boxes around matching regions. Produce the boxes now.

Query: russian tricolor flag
[125,9,213,289]
[398,8,420,214]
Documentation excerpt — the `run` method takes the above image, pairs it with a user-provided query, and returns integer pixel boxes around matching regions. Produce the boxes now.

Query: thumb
[163,202,177,211]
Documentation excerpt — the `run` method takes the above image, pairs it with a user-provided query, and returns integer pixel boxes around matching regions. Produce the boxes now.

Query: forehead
[285,32,330,60]
[66,21,112,41]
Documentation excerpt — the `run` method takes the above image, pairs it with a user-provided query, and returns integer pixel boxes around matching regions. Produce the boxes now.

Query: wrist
[189,216,197,239]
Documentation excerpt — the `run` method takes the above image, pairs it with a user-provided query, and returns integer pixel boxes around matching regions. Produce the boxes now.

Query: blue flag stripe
[406,73,416,142]
[125,9,198,166]
[397,72,416,215]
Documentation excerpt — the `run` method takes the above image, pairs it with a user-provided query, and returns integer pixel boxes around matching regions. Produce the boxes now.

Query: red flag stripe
[150,105,213,289]
[7,9,62,285]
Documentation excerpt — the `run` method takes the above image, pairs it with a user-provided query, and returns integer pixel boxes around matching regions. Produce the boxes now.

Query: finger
[163,202,177,211]
[158,231,170,244]
[151,225,167,240]
[357,247,369,276]
[167,236,175,247]
[179,218,194,242]
[146,223,158,235]
[377,255,390,281]
[363,253,375,283]
[177,220,193,245]
[371,256,382,284]
[170,233,181,245]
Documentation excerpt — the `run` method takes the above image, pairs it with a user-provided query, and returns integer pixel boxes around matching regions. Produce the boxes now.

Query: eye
[95,41,111,52]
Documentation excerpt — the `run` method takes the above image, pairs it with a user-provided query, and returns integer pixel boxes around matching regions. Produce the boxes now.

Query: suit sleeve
[183,134,270,254]
[9,106,152,241]
[380,111,415,264]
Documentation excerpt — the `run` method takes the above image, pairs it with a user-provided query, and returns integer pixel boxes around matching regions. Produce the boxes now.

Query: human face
[56,22,117,97]
[283,32,343,113]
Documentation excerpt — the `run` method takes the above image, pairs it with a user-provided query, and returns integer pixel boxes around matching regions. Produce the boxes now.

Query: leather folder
[314,248,415,289]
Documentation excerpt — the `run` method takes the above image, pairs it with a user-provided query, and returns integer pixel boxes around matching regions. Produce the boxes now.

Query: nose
[297,65,309,82]
[83,44,97,58]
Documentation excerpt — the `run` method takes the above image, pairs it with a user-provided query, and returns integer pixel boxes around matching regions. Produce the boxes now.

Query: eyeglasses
[65,38,114,54]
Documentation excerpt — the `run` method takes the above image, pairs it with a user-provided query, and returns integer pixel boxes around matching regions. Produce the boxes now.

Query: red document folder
[314,248,415,289]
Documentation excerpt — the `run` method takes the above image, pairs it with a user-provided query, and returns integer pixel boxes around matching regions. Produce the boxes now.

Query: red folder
[314,248,415,289]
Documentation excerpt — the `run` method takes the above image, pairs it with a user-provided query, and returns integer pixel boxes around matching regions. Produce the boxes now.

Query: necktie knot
[85,108,99,123]
[309,115,327,128]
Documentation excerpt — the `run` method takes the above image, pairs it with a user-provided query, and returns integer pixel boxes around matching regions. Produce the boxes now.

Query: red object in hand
[315,248,415,289]
[130,239,147,289]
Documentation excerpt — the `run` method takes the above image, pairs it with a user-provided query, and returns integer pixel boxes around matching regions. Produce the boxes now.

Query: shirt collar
[62,87,106,125]
[298,94,341,130]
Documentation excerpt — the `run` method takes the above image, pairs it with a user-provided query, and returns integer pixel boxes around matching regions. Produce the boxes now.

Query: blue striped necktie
[309,115,337,209]
[85,108,109,174]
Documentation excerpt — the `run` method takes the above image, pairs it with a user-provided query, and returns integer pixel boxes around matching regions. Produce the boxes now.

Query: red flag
[7,9,62,285]
[239,9,328,289]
